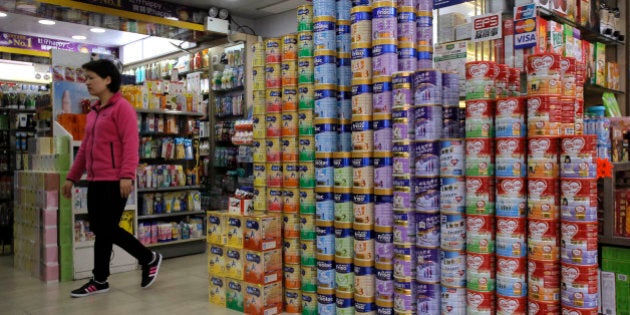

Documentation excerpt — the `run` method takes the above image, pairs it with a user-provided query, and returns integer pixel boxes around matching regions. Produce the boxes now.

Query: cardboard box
[206,211,226,245]
[535,16,548,53]
[226,278,244,312]
[226,215,244,248]
[207,244,225,276]
[208,276,226,307]
[244,249,283,285]
[243,213,282,251]
[601,271,617,315]
[607,62,620,90]
[225,247,244,280]
[228,197,253,216]
[594,42,606,87]
[455,23,472,41]
[617,273,630,315]
[243,281,283,315]
[548,20,564,54]
[438,28,455,44]
[438,12,467,28]
[579,0,591,27]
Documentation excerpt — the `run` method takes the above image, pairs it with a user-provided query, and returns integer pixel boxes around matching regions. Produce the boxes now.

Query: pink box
[40,263,59,283]
[44,190,58,208]
[41,208,58,227]
[41,226,58,245]
[41,245,58,264]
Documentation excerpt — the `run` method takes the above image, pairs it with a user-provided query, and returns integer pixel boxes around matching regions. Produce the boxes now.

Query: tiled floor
[0,253,242,315]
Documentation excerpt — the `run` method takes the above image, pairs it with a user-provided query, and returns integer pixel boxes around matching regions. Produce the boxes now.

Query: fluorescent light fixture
[0,12,7,17]
[258,0,302,14]
[90,28,106,33]
[38,19,56,25]
[165,16,179,21]
[72,35,86,40]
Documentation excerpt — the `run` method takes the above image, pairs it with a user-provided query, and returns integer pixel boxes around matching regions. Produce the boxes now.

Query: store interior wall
[252,9,298,38]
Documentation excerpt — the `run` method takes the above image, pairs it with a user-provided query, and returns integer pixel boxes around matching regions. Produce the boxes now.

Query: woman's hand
[120,179,133,198]
[62,180,73,199]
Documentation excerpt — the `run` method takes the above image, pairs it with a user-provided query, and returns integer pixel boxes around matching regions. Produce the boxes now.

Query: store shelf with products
[600,161,630,247]
[537,7,625,46]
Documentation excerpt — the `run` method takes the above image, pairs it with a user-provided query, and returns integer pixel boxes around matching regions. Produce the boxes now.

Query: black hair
[82,59,121,93]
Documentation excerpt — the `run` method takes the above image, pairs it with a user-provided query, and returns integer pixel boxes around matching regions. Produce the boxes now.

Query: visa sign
[514,4,537,49]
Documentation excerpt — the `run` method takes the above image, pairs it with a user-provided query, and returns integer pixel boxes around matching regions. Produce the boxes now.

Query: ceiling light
[0,12,7,17]
[165,16,179,21]
[90,28,106,33]
[72,35,86,40]
[38,19,56,25]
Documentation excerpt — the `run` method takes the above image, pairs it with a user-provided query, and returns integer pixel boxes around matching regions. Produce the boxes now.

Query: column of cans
[416,0,433,69]
[373,1,397,314]
[397,0,416,72]
[465,61,499,315]
[526,53,563,314]
[251,41,267,214]
[391,71,417,315]
[494,95,528,315]
[296,6,318,314]
[494,65,528,315]
[280,32,303,315]
[335,1,356,315]
[438,72,466,315]
[413,70,443,315]
[312,1,338,315]
[350,4,376,315]
[559,135,599,315]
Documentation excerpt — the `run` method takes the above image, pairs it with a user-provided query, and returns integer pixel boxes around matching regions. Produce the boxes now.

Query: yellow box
[244,249,283,285]
[244,281,283,315]
[225,247,244,280]
[207,244,225,276]
[244,213,282,251]
[206,211,226,245]
[209,276,226,307]
[226,215,244,248]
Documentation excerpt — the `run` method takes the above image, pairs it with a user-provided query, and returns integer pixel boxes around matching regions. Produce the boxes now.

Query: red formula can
[496,256,527,278]
[466,100,495,119]
[466,253,496,276]
[528,299,560,315]
[496,97,526,119]
[496,138,527,178]
[467,215,495,237]
[528,136,560,159]
[496,178,526,198]
[561,306,598,315]
[560,135,597,160]
[466,177,496,215]
[466,290,495,314]
[466,61,500,80]
[496,217,526,239]
[527,53,562,75]
[465,138,495,177]
[528,178,560,220]
[528,219,560,243]
[496,295,527,315]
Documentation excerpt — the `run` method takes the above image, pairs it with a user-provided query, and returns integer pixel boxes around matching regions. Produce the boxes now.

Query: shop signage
[471,13,502,42]
[73,0,206,23]
[514,4,538,49]
[0,32,117,56]
[434,0,471,10]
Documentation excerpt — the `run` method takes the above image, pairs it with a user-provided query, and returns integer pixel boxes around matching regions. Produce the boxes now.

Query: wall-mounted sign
[514,4,538,49]
[471,12,503,42]
[0,32,117,56]
[73,0,206,23]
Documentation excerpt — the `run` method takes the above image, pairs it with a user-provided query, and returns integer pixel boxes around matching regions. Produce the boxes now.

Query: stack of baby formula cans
[416,0,433,69]
[464,61,498,315]
[397,0,416,71]
[251,40,267,215]
[312,1,338,314]
[560,135,599,315]
[526,53,562,315]
[494,95,528,315]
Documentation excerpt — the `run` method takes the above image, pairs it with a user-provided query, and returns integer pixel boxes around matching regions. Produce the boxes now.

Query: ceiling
[0,12,150,47]
[161,0,307,19]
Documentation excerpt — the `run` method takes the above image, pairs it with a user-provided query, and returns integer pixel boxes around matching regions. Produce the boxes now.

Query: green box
[617,273,630,315]
[595,42,606,87]
[226,278,244,312]
[604,246,630,262]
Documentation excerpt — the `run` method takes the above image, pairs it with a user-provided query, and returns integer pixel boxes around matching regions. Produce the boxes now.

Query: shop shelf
[145,237,205,248]
[584,84,625,95]
[137,185,203,193]
[135,108,205,117]
[599,236,630,247]
[211,85,244,94]
[538,8,624,46]
[0,108,37,113]
[137,210,205,220]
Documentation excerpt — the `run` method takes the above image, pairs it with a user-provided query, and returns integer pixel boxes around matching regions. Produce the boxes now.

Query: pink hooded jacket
[67,92,139,182]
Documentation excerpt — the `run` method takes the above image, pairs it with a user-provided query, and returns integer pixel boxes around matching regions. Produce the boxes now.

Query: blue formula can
[439,139,465,177]
[440,250,466,288]
[442,106,464,139]
[317,288,336,315]
[336,0,351,20]
[337,22,352,53]
[314,88,338,119]
[314,53,337,85]
[417,283,441,314]
[313,0,336,17]
[317,225,335,256]
[316,190,335,222]
[338,122,353,152]
[413,70,442,106]
[440,286,466,314]
[355,298,377,314]
[337,57,352,87]
[414,105,443,141]
[441,213,466,251]
[414,140,440,177]
[351,0,372,6]
[315,155,335,188]
[416,246,440,283]
[317,258,336,289]
[373,117,393,153]
[398,45,417,73]
[439,177,466,214]
[338,88,353,121]
[495,235,527,258]
[373,153,393,190]
[416,212,440,248]
[314,120,338,152]
[373,76,393,114]
[313,17,337,50]
[372,42,398,77]
[414,179,440,213]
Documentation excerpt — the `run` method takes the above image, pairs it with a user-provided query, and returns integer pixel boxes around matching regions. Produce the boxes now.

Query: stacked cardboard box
[601,246,630,315]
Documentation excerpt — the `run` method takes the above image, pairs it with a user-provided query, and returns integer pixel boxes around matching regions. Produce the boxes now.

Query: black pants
[88,181,153,281]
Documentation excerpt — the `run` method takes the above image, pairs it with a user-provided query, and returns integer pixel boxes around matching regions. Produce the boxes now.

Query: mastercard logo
[515,19,536,33]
